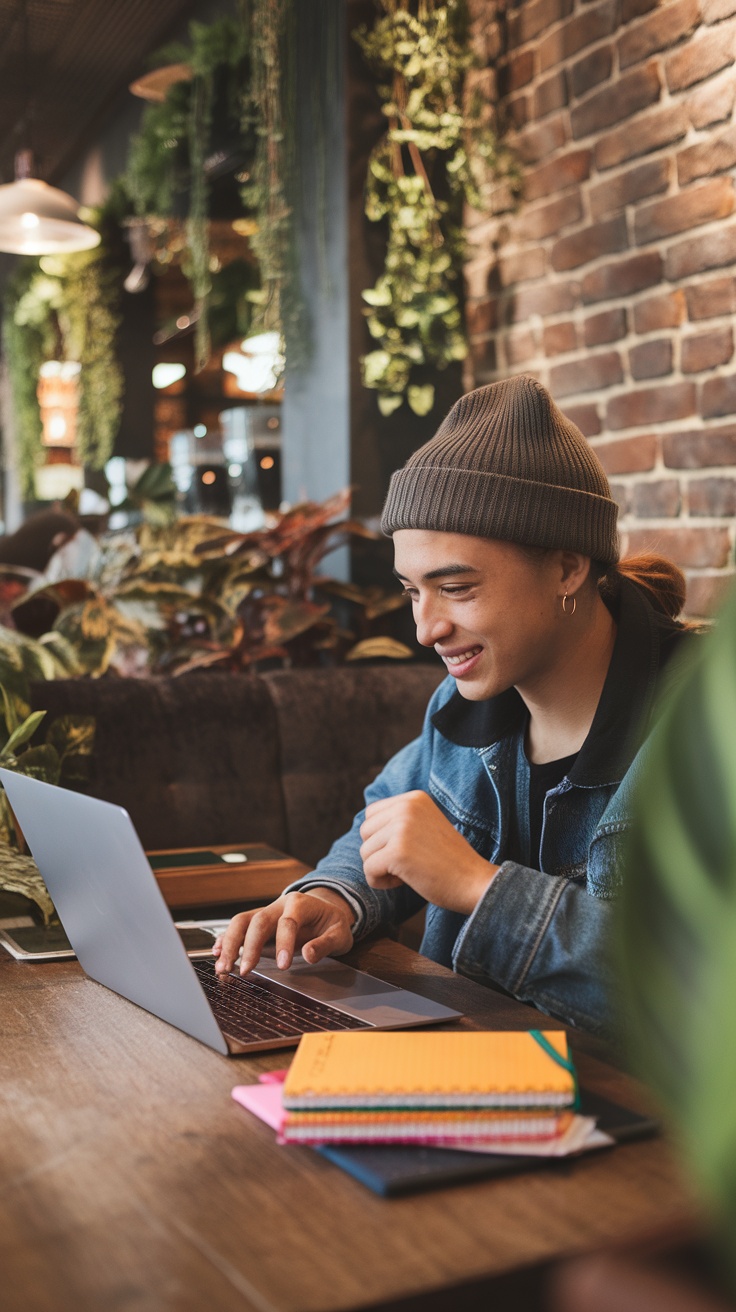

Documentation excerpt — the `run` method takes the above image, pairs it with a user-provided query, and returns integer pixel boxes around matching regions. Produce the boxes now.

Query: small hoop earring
[562,593,576,616]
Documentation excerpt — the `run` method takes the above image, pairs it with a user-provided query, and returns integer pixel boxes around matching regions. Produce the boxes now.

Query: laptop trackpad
[253,955,400,1002]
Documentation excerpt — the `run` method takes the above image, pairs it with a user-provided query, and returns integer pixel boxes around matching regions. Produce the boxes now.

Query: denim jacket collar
[431,576,685,788]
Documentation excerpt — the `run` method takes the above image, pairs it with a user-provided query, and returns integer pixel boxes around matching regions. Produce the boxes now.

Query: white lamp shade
[0,177,100,254]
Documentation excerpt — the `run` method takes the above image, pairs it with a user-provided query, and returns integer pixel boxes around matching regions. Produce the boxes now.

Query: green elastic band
[529,1029,581,1111]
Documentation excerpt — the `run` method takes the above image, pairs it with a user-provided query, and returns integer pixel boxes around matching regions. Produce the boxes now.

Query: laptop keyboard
[193,960,371,1044]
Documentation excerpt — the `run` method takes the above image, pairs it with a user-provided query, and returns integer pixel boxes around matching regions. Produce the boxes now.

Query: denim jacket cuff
[452,860,564,994]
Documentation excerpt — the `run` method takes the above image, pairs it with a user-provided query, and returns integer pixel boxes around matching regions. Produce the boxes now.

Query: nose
[413,595,454,649]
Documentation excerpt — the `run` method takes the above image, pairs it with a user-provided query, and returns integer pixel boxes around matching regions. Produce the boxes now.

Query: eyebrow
[393,564,482,582]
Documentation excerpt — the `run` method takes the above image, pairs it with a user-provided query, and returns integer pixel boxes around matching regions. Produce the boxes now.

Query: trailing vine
[355,0,517,416]
[124,17,254,370]
[2,202,125,498]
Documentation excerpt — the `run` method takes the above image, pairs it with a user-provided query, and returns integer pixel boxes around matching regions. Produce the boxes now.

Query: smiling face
[393,529,581,703]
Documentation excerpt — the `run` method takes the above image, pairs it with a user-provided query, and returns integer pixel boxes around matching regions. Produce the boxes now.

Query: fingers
[302,917,354,966]
[215,910,254,974]
[274,911,300,971]
[239,904,284,975]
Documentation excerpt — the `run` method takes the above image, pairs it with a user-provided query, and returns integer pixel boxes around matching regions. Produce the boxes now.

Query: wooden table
[0,937,692,1312]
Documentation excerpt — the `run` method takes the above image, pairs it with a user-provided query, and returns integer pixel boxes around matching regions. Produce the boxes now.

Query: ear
[558,551,591,596]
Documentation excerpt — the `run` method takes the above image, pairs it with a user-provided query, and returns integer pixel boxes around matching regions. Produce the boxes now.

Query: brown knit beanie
[381,374,619,565]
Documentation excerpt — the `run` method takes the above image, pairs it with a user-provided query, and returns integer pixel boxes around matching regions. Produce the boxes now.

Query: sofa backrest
[31,664,444,865]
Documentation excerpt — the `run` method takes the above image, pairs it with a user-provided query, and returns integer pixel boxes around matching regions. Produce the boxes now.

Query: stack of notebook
[277,1029,579,1148]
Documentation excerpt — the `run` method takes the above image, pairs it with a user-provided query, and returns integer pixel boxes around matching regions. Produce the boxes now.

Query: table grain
[0,938,692,1312]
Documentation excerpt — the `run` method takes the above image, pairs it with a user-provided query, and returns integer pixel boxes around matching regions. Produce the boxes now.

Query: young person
[214,374,695,1036]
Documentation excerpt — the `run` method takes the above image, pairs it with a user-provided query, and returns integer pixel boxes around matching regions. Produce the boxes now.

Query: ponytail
[596,553,691,624]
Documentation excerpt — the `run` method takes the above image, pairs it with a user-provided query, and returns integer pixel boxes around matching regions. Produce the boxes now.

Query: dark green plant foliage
[355,0,518,416]
[3,194,126,496]
[620,590,736,1294]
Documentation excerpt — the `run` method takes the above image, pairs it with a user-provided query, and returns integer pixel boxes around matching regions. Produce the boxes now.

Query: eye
[401,587,419,601]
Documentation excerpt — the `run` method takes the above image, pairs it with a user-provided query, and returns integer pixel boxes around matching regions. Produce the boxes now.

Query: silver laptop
[0,770,461,1054]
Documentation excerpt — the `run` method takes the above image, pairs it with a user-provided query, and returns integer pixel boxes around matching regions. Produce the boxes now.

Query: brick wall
[467,0,736,616]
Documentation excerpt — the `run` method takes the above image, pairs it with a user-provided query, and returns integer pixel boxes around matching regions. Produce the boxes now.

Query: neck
[521,595,617,765]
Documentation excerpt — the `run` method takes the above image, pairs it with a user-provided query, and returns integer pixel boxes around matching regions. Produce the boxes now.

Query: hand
[359,790,498,916]
[213,888,355,976]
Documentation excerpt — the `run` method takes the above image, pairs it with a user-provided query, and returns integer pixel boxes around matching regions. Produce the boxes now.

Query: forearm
[453,862,615,1038]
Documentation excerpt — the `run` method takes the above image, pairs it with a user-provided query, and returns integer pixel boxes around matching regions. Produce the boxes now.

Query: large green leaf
[620,586,736,1292]
[0,844,55,925]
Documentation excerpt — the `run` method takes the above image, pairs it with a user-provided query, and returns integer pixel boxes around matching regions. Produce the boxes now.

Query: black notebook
[317,1090,658,1198]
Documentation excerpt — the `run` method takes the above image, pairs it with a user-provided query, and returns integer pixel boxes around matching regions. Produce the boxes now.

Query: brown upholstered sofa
[30,665,444,869]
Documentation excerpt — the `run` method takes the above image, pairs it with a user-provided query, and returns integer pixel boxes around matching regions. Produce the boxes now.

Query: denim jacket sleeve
[451,865,614,1037]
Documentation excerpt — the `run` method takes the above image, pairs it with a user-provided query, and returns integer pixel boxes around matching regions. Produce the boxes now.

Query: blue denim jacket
[291,579,690,1038]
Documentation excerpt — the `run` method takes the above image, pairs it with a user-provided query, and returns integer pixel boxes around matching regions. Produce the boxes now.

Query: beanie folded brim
[381,464,620,565]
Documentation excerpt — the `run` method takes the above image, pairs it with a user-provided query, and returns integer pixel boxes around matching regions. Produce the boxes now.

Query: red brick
[595,105,689,171]
[510,280,579,319]
[498,49,536,97]
[677,127,736,186]
[589,158,670,220]
[665,26,736,91]
[581,250,663,304]
[633,290,687,333]
[584,307,627,346]
[688,476,736,516]
[685,276,736,321]
[630,338,673,379]
[701,0,736,23]
[623,0,659,18]
[618,0,700,69]
[682,327,735,373]
[470,336,498,374]
[524,149,592,201]
[623,0,659,17]
[570,62,661,139]
[466,299,499,337]
[665,220,736,280]
[687,67,736,129]
[634,178,736,245]
[534,71,568,119]
[549,350,624,396]
[516,193,583,241]
[539,1,618,72]
[663,425,736,467]
[569,45,613,99]
[543,321,577,355]
[607,382,696,429]
[594,433,658,474]
[565,402,602,437]
[551,215,628,272]
[516,114,568,165]
[508,0,574,45]
[505,326,539,366]
[684,570,735,619]
[507,94,530,130]
[609,480,631,514]
[622,525,731,568]
[498,247,547,286]
[702,373,736,418]
[631,479,682,517]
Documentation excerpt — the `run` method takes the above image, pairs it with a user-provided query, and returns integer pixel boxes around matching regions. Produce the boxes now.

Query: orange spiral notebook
[281,1029,577,1112]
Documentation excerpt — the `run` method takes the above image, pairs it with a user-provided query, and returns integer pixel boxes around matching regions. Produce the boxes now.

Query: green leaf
[377,393,403,416]
[407,384,435,416]
[2,710,46,759]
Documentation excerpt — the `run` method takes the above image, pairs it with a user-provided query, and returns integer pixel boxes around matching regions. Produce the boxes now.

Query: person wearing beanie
[216,374,697,1037]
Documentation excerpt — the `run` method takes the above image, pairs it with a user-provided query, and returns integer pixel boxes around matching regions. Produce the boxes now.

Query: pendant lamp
[0,149,100,255]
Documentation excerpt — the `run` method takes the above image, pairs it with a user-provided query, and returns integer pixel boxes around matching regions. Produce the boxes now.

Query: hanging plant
[124,17,257,370]
[3,199,125,499]
[354,0,518,416]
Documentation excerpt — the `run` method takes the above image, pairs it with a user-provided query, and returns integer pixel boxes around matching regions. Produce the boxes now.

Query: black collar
[431,577,687,787]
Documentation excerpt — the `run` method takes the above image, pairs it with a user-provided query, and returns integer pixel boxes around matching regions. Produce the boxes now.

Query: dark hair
[594,553,694,625]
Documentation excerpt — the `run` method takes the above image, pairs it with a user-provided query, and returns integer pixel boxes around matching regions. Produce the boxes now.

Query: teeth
[445,648,480,665]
